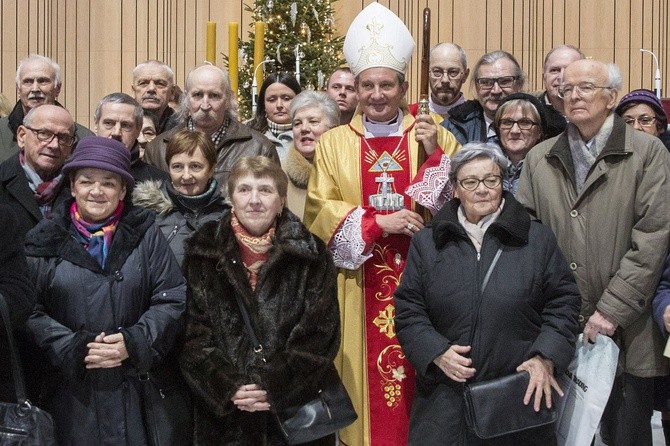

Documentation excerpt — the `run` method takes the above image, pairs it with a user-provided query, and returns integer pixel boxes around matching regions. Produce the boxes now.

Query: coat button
[113,271,124,281]
[569,262,577,271]
[570,210,578,217]
[578,315,585,323]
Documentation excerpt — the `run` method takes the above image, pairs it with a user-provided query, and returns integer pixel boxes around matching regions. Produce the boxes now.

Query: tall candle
[253,21,266,88]
[206,21,217,64]
[228,22,239,96]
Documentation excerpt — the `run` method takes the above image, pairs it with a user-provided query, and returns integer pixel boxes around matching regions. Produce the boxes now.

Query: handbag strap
[0,292,28,403]
[469,248,503,344]
[234,294,266,362]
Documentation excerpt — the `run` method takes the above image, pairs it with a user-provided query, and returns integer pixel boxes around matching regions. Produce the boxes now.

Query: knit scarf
[70,200,124,268]
[267,119,292,137]
[231,210,275,290]
[567,114,614,192]
[166,178,219,213]
[19,150,63,216]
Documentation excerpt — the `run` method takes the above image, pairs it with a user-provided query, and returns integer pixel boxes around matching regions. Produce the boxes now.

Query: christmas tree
[229,0,344,119]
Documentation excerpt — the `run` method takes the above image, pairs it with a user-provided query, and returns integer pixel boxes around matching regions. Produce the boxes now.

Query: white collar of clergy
[363,110,403,138]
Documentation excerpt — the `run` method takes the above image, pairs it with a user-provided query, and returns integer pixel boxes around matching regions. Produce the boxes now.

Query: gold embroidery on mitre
[351,18,407,75]
[377,345,407,409]
[373,303,396,339]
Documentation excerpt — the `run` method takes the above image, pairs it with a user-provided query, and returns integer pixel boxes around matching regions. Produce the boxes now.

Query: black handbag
[234,293,357,445]
[463,370,557,439]
[0,293,56,445]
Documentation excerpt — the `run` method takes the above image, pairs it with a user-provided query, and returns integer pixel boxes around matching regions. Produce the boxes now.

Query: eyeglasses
[24,126,75,148]
[430,68,464,80]
[558,83,611,99]
[623,115,657,128]
[475,76,518,90]
[498,118,538,130]
[458,175,503,191]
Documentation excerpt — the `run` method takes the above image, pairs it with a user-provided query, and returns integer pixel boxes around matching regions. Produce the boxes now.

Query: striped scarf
[70,201,124,268]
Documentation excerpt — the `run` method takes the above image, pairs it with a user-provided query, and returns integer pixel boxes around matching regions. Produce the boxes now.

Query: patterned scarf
[19,150,64,216]
[188,116,229,147]
[267,119,292,137]
[70,200,124,268]
[231,210,275,290]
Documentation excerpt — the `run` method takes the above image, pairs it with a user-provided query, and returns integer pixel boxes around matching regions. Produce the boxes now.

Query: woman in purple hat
[615,88,670,150]
[24,136,191,445]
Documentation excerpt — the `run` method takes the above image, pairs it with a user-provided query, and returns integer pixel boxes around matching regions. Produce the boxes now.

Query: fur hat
[615,89,668,130]
[63,136,134,187]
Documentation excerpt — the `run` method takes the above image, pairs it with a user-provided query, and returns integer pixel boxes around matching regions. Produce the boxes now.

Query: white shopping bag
[555,334,619,446]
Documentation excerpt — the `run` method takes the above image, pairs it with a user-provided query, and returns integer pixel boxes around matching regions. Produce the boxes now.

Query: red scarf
[231,211,275,290]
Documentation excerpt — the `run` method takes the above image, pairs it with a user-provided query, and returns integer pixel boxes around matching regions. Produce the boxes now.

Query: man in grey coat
[517,59,670,446]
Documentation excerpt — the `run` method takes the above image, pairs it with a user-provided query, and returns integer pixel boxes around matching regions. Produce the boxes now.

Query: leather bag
[0,293,56,445]
[234,293,357,445]
[463,370,557,439]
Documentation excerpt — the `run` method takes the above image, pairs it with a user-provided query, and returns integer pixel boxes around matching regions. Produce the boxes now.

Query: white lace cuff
[405,154,454,215]
[330,207,373,270]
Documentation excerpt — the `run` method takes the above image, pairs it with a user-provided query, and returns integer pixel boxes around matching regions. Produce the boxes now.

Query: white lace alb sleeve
[405,153,454,215]
[329,207,373,270]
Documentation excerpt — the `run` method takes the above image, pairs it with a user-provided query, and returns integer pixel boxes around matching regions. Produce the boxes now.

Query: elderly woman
[25,136,190,445]
[284,90,340,219]
[615,88,670,150]
[394,142,580,445]
[133,129,229,266]
[180,156,340,445]
[493,93,548,194]
[247,73,302,161]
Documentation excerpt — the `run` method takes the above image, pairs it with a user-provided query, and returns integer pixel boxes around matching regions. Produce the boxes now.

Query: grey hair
[471,50,525,90]
[542,45,585,72]
[288,91,340,128]
[606,63,622,91]
[181,65,238,122]
[133,60,175,84]
[430,42,468,69]
[449,142,511,186]
[94,92,143,128]
[16,54,62,88]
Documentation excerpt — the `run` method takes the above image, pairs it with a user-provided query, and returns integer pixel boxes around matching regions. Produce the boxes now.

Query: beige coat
[517,115,670,377]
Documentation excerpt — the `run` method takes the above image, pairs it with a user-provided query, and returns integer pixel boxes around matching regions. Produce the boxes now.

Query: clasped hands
[85,332,128,369]
[434,345,562,411]
[232,384,270,412]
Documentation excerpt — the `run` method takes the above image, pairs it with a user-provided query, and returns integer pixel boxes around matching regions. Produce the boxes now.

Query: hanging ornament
[267,0,273,9]
[306,83,314,91]
[300,23,311,43]
[279,22,287,31]
[312,6,320,23]
[317,70,325,90]
[276,44,282,64]
[290,3,298,27]
[243,81,250,89]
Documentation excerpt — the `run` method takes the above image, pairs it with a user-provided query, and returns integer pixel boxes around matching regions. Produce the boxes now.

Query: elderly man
[0,104,75,239]
[94,92,168,183]
[442,50,524,145]
[131,60,179,134]
[517,59,670,446]
[304,4,459,445]
[144,65,277,192]
[0,54,92,162]
[326,67,358,125]
[409,42,469,119]
[538,44,585,137]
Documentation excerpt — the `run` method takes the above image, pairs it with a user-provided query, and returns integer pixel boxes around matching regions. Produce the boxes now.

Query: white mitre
[343,2,415,76]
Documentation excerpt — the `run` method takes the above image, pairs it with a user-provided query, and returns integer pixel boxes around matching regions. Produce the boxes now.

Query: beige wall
[1,0,668,127]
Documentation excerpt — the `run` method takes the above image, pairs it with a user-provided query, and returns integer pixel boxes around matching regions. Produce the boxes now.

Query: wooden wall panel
[2,0,670,127]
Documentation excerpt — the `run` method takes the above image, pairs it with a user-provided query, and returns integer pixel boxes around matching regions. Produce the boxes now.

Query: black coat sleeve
[0,208,33,330]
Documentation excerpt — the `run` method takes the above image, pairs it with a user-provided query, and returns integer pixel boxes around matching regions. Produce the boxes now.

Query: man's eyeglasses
[458,175,503,191]
[475,76,518,90]
[623,115,657,128]
[558,83,611,99]
[430,68,464,80]
[498,118,538,130]
[24,126,75,148]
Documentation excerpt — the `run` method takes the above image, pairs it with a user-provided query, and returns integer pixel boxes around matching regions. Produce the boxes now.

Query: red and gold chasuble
[359,133,416,445]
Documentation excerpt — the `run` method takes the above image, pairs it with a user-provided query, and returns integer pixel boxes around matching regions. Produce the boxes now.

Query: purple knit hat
[63,136,135,188]
[615,89,668,130]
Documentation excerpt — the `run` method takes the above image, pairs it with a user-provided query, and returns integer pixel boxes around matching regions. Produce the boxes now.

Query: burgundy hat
[615,89,668,130]
[63,136,135,188]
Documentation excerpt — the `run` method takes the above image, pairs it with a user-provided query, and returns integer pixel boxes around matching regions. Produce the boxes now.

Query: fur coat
[180,208,340,445]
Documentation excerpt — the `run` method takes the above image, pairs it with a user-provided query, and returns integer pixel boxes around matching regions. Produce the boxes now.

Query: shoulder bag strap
[0,292,28,403]
[469,248,503,344]
[234,294,266,363]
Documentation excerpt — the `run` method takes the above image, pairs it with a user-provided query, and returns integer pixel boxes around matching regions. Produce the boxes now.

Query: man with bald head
[0,54,92,162]
[132,60,179,134]
[538,44,585,137]
[144,65,277,193]
[0,104,76,238]
[518,59,670,446]
[441,50,524,144]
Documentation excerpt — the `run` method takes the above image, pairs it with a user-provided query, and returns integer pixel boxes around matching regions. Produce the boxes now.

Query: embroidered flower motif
[373,304,396,339]
[392,366,406,381]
